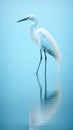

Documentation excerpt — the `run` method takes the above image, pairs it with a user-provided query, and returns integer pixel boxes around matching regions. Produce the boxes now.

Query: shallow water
[0,0,73,130]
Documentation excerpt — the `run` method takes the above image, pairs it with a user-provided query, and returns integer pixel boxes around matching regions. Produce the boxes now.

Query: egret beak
[17,17,29,22]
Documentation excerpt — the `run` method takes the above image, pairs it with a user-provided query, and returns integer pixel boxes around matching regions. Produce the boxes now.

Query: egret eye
[29,16,34,20]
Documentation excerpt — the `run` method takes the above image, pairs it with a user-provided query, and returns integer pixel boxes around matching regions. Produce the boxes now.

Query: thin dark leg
[36,49,42,76]
[36,74,42,103]
[44,51,47,99]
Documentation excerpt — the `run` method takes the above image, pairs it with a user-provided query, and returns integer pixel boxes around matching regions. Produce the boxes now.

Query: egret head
[17,14,38,23]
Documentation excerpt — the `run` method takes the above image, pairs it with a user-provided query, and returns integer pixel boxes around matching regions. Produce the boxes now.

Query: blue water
[0,0,73,130]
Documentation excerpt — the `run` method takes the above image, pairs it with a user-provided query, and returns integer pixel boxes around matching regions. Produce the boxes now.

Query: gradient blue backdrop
[0,0,73,130]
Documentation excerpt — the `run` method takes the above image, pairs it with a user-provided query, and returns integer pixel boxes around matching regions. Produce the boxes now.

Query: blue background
[0,0,73,130]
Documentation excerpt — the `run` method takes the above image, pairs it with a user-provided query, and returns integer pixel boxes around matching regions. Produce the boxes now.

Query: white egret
[17,14,61,96]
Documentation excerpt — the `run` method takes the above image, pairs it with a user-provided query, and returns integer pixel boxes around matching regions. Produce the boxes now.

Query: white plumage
[36,28,61,62]
[17,14,61,62]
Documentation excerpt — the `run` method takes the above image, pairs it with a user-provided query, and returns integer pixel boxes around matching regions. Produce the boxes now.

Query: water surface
[0,0,73,130]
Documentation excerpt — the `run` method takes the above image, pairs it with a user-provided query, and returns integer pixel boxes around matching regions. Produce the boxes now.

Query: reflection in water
[28,75,61,130]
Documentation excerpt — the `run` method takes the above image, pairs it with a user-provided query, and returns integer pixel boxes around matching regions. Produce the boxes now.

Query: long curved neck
[29,20,38,32]
[29,20,38,41]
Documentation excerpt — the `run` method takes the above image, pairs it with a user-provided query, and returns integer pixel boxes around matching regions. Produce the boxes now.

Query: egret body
[17,14,61,97]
